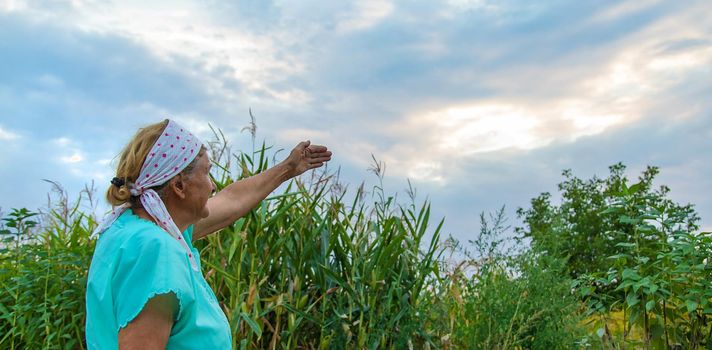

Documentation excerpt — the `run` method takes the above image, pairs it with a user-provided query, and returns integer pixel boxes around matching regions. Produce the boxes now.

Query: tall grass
[419,208,587,349]
[198,132,444,349]
[0,127,590,349]
[0,183,97,349]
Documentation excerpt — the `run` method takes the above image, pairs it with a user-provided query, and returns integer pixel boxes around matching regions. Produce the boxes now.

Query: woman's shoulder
[98,210,185,257]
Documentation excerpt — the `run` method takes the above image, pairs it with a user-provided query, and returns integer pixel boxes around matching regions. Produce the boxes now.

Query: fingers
[306,144,328,153]
[307,155,332,164]
[297,140,311,150]
[296,141,311,159]
[306,148,331,163]
[308,162,325,169]
[307,150,332,158]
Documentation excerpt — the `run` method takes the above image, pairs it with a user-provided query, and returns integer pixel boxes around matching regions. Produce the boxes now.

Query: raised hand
[285,140,332,177]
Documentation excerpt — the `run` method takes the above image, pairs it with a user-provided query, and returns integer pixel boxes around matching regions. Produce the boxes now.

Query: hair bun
[110,177,126,187]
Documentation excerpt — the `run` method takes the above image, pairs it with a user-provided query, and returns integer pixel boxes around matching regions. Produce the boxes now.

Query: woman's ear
[168,174,187,199]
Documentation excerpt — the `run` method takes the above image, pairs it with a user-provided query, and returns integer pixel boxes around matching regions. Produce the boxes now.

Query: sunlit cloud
[275,128,331,144]
[52,137,84,164]
[444,0,499,15]
[0,0,710,236]
[0,126,20,141]
[53,137,72,146]
[60,152,83,164]
[589,0,663,23]
[171,115,218,140]
[558,102,623,137]
[336,0,394,33]
[382,99,624,184]
[48,137,114,182]
[1,1,309,106]
[420,104,547,153]
[584,40,712,108]
[375,3,711,185]
[407,160,445,185]
[0,0,27,12]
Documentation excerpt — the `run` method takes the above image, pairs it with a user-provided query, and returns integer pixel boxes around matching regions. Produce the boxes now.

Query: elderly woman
[85,119,331,349]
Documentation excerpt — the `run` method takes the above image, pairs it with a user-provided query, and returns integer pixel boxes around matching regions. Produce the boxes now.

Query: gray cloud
[0,0,710,241]
[424,102,712,241]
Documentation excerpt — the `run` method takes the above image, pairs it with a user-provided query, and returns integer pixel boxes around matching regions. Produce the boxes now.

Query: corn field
[198,138,444,349]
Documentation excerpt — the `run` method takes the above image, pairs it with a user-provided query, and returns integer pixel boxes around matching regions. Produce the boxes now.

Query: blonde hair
[106,119,169,206]
[106,120,208,207]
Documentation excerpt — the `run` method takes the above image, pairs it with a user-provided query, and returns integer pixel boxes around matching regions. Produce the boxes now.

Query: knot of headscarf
[93,119,203,271]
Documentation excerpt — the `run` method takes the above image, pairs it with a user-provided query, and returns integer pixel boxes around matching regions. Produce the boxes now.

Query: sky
[1,0,711,245]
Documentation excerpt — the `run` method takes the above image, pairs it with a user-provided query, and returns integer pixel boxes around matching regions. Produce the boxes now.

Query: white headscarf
[94,119,203,271]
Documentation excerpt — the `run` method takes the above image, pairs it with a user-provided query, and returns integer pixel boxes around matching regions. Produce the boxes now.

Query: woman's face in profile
[183,154,215,220]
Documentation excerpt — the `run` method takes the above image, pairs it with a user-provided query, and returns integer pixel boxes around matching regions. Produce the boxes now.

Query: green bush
[518,162,711,349]
[575,179,712,349]
[517,163,699,281]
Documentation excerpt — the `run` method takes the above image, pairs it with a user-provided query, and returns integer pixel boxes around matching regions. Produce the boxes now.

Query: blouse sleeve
[111,227,195,329]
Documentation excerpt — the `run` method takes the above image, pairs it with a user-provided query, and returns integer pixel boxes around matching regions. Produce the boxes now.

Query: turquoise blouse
[85,210,232,349]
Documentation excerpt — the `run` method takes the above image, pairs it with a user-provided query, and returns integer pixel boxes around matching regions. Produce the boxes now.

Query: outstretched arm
[193,141,331,240]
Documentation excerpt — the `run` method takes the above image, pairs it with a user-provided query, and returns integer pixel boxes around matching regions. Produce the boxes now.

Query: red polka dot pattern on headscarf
[93,119,204,271]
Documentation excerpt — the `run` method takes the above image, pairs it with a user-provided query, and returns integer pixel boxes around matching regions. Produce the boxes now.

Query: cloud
[352,1,712,186]
[52,137,85,165]
[0,125,20,141]
[0,14,217,116]
[420,103,712,239]
[0,130,111,213]
[589,0,664,23]
[0,0,709,243]
[274,128,331,144]
[60,153,83,164]
[0,1,312,109]
[336,0,394,33]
